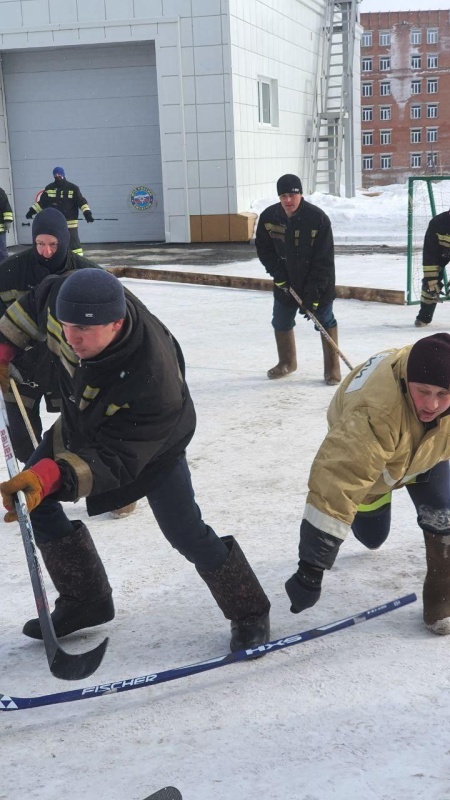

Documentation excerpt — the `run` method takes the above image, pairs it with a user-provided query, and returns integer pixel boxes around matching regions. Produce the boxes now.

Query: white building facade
[0,0,360,244]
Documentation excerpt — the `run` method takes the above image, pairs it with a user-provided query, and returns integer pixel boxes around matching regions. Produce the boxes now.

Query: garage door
[3,42,165,244]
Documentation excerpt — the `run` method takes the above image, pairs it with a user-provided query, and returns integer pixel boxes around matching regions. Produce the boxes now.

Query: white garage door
[3,42,165,244]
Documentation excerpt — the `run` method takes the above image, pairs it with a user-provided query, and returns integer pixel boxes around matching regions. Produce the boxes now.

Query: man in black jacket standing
[415,210,450,328]
[256,174,340,385]
[26,166,94,256]
[0,269,270,652]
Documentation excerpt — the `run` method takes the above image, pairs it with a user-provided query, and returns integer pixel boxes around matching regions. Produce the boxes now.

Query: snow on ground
[2,188,450,800]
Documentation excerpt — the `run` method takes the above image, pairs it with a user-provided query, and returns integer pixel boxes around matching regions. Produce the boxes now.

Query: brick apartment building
[360,10,450,186]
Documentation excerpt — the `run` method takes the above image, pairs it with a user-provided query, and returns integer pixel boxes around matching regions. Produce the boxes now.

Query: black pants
[27,451,229,572]
[352,461,450,548]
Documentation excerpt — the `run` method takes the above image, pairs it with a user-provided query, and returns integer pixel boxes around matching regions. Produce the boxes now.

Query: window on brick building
[362,83,373,97]
[362,58,373,72]
[427,29,438,44]
[363,156,373,170]
[410,129,422,144]
[380,57,391,71]
[380,106,391,121]
[427,55,438,69]
[380,130,391,145]
[427,104,438,118]
[362,32,372,47]
[411,80,422,95]
[380,82,391,96]
[362,107,373,121]
[427,128,438,143]
[410,105,422,119]
[411,154,422,168]
[411,55,421,69]
[379,31,390,46]
[380,155,391,169]
[363,132,373,146]
[427,79,438,94]
[427,152,438,168]
[411,30,421,45]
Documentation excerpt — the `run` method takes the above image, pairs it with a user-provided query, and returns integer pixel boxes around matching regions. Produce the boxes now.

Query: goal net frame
[406,175,450,305]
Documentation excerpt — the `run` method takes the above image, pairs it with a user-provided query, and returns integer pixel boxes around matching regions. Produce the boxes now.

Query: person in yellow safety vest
[26,167,94,256]
[0,187,14,264]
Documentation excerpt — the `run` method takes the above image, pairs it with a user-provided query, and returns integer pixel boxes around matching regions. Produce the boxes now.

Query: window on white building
[411,80,421,95]
[362,83,373,97]
[362,107,373,121]
[427,28,438,44]
[380,106,391,121]
[427,54,438,69]
[362,58,373,71]
[410,129,422,144]
[410,105,422,119]
[363,132,373,146]
[257,78,279,126]
[380,57,391,71]
[411,29,421,45]
[427,128,438,143]
[380,155,391,169]
[380,82,391,96]
[363,156,373,170]
[427,104,438,118]
[380,130,391,145]
[411,153,422,168]
[379,31,390,46]
[427,79,438,94]
[411,55,421,69]
[362,32,372,47]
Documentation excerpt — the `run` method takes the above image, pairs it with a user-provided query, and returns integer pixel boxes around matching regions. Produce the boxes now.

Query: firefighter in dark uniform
[0,186,14,264]
[26,166,94,256]
[415,210,450,327]
[0,269,270,650]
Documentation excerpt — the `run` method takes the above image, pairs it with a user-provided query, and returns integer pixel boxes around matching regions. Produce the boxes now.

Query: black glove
[84,210,94,223]
[285,560,324,613]
[421,277,443,303]
[25,208,35,220]
[299,289,320,315]
[275,280,290,296]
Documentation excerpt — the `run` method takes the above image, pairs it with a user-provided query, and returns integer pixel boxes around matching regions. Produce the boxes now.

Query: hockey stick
[9,377,39,449]
[0,390,108,681]
[0,593,416,710]
[288,286,354,371]
[143,789,182,800]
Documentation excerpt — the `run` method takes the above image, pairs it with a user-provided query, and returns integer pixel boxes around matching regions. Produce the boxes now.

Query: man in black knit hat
[285,333,450,636]
[0,208,135,518]
[0,269,270,651]
[256,174,340,385]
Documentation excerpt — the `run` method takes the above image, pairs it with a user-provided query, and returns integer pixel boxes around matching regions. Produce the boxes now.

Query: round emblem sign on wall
[130,186,155,211]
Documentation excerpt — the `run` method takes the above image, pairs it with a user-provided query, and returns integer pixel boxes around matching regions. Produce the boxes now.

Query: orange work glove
[0,458,62,522]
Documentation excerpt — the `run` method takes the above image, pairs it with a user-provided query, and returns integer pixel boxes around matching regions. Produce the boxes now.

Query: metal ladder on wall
[309,0,358,197]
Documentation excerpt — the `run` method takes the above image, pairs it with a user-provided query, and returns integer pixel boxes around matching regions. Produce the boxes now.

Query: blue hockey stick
[0,593,416,711]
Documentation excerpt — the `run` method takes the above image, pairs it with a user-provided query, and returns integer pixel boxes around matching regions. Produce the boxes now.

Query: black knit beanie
[56,268,126,325]
[407,333,450,390]
[277,174,303,196]
[32,208,70,271]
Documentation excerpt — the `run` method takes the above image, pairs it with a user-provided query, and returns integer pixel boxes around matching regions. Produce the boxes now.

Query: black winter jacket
[255,198,335,309]
[422,211,450,278]
[33,180,90,226]
[0,249,100,410]
[0,275,196,515]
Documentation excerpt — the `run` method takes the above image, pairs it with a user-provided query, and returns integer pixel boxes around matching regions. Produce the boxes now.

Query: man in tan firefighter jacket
[26,166,94,256]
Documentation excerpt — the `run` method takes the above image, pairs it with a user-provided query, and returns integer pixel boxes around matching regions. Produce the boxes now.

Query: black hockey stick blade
[143,789,182,800]
[0,397,108,681]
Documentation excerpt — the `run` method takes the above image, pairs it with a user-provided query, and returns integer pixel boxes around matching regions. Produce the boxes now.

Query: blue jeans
[352,460,450,548]
[0,232,7,264]
[271,298,337,332]
[28,453,229,572]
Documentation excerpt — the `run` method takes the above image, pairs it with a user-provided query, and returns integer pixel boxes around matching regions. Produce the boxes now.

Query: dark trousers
[0,232,8,264]
[352,460,450,548]
[28,453,229,572]
[272,298,337,332]
[68,227,83,255]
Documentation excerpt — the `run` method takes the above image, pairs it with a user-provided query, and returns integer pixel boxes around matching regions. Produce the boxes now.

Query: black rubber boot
[415,301,436,327]
[197,536,270,652]
[23,520,114,640]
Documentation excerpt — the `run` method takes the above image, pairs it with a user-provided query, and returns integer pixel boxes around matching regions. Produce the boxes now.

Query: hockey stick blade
[0,397,108,681]
[0,593,416,711]
[142,789,182,800]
